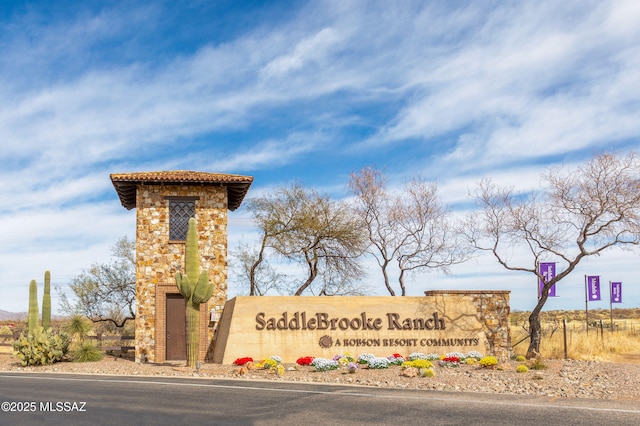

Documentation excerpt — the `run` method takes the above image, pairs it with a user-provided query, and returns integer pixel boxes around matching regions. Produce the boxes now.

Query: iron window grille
[168,198,196,241]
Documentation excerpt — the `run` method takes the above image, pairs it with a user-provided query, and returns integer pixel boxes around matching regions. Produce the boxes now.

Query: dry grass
[529,329,638,361]
[512,315,640,361]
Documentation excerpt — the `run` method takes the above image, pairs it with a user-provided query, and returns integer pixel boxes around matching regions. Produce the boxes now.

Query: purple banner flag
[611,282,622,303]
[587,276,601,301]
[538,262,556,298]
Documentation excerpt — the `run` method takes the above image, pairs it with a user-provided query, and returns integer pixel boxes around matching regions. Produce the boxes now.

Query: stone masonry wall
[135,184,228,363]
[424,290,511,360]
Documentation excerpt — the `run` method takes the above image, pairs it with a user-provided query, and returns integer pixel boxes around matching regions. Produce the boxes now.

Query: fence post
[563,319,568,359]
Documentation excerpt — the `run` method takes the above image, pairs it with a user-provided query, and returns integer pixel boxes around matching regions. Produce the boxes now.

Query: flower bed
[232,357,253,366]
[296,356,314,366]
[233,351,494,379]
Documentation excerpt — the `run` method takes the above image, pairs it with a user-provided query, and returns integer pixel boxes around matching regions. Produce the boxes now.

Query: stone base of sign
[211,291,511,364]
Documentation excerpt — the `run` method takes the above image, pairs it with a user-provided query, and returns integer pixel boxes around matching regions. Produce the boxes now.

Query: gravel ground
[2,353,640,401]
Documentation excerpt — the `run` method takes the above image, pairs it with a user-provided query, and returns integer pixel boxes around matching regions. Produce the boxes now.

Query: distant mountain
[0,310,27,321]
[0,311,66,322]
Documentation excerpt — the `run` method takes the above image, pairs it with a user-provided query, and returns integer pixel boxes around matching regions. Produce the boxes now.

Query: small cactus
[28,279,39,334]
[42,271,51,330]
[13,326,68,366]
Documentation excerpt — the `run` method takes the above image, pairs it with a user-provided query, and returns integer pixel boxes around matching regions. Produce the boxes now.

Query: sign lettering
[255,311,446,331]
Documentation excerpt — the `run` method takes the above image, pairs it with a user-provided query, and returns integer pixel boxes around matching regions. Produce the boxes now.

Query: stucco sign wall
[211,291,510,364]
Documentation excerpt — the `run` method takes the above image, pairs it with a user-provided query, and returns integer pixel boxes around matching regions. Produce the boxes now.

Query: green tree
[59,237,136,328]
[466,152,640,358]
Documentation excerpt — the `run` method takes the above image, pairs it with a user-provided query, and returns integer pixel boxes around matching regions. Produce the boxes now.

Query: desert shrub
[0,326,14,345]
[420,368,435,378]
[13,327,69,366]
[515,355,526,362]
[529,358,547,370]
[62,315,93,350]
[479,356,498,368]
[516,365,529,373]
[72,341,104,363]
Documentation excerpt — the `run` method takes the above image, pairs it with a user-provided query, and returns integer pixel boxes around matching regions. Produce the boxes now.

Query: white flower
[446,352,466,360]
[357,353,375,364]
[311,358,339,371]
[466,351,483,360]
[368,357,390,369]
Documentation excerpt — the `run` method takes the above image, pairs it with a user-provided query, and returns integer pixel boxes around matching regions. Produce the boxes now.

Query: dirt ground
[2,351,640,401]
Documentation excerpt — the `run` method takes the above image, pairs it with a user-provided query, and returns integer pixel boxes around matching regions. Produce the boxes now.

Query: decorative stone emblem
[318,335,333,349]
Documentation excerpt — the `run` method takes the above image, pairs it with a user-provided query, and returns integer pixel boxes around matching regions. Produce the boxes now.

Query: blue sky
[1,0,639,314]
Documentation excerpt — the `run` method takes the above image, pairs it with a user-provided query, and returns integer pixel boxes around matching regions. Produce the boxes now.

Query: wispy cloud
[1,1,639,312]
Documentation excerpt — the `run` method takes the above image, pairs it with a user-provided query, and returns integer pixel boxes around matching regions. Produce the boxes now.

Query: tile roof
[110,171,254,210]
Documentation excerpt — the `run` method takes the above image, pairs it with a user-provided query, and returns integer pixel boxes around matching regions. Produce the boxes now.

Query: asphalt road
[1,373,639,425]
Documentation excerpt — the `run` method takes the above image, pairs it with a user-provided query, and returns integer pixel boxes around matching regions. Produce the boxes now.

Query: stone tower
[110,171,253,363]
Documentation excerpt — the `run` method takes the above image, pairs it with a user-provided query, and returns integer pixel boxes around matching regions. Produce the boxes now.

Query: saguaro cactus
[42,271,51,329]
[175,218,214,367]
[28,279,39,334]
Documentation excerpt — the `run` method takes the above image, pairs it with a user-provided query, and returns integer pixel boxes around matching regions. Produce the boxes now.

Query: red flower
[392,353,403,359]
[442,356,460,363]
[296,356,315,366]
[233,357,254,366]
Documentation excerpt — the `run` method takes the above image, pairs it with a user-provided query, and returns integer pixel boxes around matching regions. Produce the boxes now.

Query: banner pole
[584,275,589,336]
[610,281,613,330]
[536,261,540,300]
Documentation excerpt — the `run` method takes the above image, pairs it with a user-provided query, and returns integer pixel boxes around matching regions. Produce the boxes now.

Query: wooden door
[166,294,186,360]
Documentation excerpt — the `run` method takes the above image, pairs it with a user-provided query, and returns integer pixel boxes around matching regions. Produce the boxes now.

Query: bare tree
[59,237,136,328]
[230,241,287,295]
[466,152,640,358]
[245,183,367,296]
[348,167,469,296]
